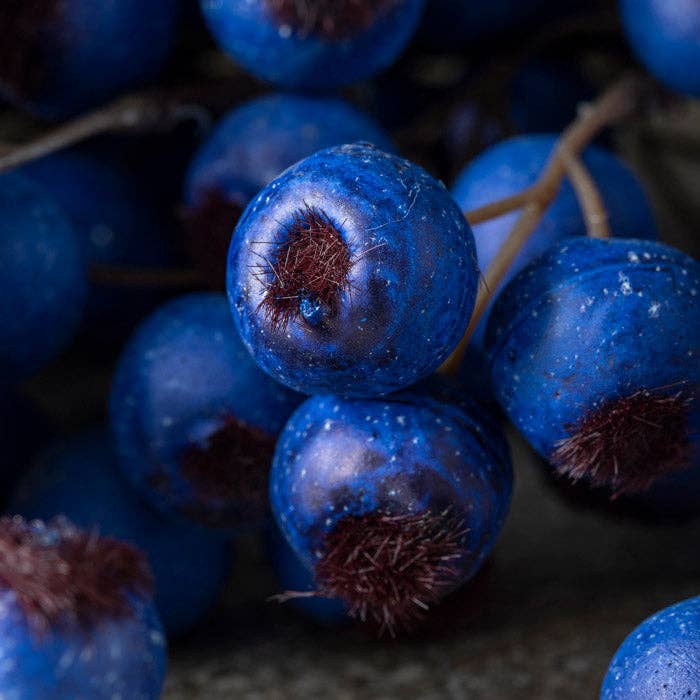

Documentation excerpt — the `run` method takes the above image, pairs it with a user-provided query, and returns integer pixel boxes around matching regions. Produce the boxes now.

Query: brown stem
[443,74,648,376]
[89,264,203,290]
[561,153,611,239]
[0,91,210,174]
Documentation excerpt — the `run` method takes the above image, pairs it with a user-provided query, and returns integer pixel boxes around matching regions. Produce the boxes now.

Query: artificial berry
[228,142,479,397]
[620,0,700,98]
[270,379,512,633]
[110,292,303,529]
[601,595,700,699]
[0,516,166,699]
[199,0,425,90]
[485,237,699,497]
[0,173,87,385]
[0,0,179,119]
[10,429,233,636]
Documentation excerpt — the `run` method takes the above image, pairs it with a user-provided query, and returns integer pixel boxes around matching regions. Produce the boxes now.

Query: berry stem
[560,152,611,239]
[442,74,648,375]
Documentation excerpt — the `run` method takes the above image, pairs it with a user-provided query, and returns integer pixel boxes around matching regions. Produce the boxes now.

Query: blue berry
[21,149,175,334]
[184,93,394,279]
[485,237,700,498]
[0,0,179,119]
[11,429,233,636]
[199,0,424,90]
[0,173,87,386]
[0,516,166,699]
[228,143,479,397]
[270,380,512,633]
[452,135,658,344]
[110,292,303,529]
[601,595,700,699]
[620,0,700,98]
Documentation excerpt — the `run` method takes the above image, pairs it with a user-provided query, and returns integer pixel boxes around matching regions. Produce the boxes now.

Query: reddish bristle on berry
[552,387,694,496]
[254,205,353,330]
[179,415,276,527]
[264,0,399,41]
[0,1,61,98]
[182,190,244,290]
[292,510,466,636]
[0,516,153,635]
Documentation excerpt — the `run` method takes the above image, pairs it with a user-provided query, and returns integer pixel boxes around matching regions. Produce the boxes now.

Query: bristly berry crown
[179,415,276,527]
[279,510,467,636]
[183,189,245,289]
[0,516,153,634]
[264,0,400,41]
[0,1,61,97]
[254,205,353,330]
[552,386,694,496]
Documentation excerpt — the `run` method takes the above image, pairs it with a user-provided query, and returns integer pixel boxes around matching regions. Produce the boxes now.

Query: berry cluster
[0,0,698,697]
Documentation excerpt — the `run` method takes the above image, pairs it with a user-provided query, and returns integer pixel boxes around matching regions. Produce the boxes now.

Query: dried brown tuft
[0,1,61,98]
[182,190,245,290]
[0,516,153,635]
[179,416,276,526]
[278,510,466,636]
[253,205,353,330]
[264,0,399,41]
[552,387,694,496]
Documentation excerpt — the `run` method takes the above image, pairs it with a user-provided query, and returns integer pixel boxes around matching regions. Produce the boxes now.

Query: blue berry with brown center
[270,379,512,634]
[183,93,393,283]
[0,516,166,699]
[110,293,303,530]
[485,237,699,499]
[0,0,179,119]
[199,0,424,90]
[228,143,479,397]
[601,595,700,699]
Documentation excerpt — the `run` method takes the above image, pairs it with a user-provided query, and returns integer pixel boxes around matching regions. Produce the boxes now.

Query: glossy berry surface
[0,516,166,699]
[270,380,512,632]
[485,237,700,496]
[0,0,179,119]
[199,0,425,90]
[620,0,700,98]
[110,293,303,529]
[21,149,175,332]
[228,143,478,397]
[0,173,87,385]
[184,93,393,280]
[452,135,658,344]
[11,429,233,636]
[601,595,700,699]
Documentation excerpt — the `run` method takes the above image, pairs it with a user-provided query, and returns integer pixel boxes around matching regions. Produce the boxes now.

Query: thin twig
[442,75,648,376]
[561,153,611,239]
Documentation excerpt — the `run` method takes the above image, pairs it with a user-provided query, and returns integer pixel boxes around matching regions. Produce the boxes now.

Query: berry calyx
[0,1,60,97]
[264,0,399,41]
[552,387,694,496]
[0,516,153,634]
[183,189,244,287]
[304,510,465,636]
[255,205,353,330]
[179,416,276,526]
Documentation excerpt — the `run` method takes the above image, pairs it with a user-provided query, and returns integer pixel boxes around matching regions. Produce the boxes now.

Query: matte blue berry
[452,135,658,344]
[270,381,512,615]
[0,0,179,119]
[185,93,394,209]
[21,149,175,331]
[0,519,167,700]
[199,0,425,90]
[601,595,700,699]
[620,0,700,97]
[485,237,699,494]
[10,429,233,636]
[228,143,479,397]
[0,173,87,385]
[110,292,303,529]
